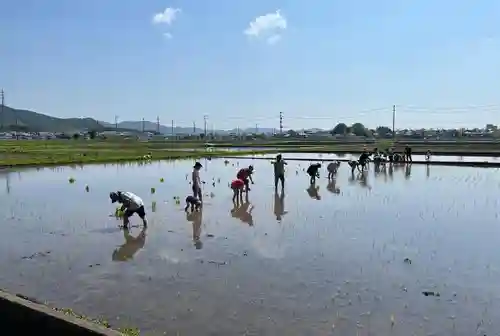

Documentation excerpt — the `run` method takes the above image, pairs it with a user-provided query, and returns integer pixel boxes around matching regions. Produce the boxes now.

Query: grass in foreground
[54,307,139,336]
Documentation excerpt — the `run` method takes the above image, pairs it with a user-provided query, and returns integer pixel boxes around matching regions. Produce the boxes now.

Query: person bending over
[185,195,202,212]
[327,161,341,179]
[237,165,254,192]
[110,191,148,229]
[307,163,321,184]
[230,179,245,203]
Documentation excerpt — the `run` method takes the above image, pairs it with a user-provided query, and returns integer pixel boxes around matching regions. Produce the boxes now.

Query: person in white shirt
[110,191,148,228]
[192,162,203,204]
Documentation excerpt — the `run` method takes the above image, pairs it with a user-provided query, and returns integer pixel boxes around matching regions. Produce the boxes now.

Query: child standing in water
[192,162,203,204]
[272,154,287,191]
[230,179,245,203]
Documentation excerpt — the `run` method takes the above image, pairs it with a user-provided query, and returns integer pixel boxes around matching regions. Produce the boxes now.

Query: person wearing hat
[192,161,203,203]
[109,191,148,229]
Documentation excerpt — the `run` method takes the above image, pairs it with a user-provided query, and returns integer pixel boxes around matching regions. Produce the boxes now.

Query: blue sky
[1,0,500,130]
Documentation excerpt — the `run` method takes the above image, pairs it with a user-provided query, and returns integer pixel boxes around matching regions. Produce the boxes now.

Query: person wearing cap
[192,161,203,203]
[236,165,254,192]
[109,191,148,229]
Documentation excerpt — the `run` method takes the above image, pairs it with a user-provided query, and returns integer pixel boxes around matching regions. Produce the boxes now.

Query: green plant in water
[68,177,75,183]
[115,206,124,218]
[150,187,155,194]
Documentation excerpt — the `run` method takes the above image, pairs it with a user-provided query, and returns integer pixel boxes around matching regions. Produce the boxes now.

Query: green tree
[88,130,97,139]
[351,123,369,136]
[72,133,80,140]
[331,123,348,135]
[376,126,392,137]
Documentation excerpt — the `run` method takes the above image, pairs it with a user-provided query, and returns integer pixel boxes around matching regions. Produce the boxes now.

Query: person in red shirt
[230,179,245,203]
[236,165,254,192]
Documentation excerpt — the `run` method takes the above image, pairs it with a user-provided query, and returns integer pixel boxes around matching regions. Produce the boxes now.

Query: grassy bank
[2,139,500,167]
[0,144,282,167]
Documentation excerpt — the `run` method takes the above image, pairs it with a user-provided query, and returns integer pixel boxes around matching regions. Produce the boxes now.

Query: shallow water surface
[1,159,500,335]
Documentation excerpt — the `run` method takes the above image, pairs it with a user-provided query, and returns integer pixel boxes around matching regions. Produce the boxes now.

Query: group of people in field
[108,145,431,227]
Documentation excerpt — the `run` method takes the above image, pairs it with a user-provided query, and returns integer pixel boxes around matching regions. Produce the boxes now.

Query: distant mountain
[0,105,104,132]
[101,120,278,135]
[0,105,288,134]
[101,120,204,135]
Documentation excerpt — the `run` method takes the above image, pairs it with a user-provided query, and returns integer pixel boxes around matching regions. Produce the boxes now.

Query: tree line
[331,123,393,137]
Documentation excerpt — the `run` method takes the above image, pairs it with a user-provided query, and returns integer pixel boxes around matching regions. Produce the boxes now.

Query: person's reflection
[426,164,430,178]
[348,171,356,185]
[112,227,147,262]
[388,164,394,179]
[273,191,288,221]
[231,195,254,226]
[5,173,11,194]
[357,171,372,189]
[405,164,412,179]
[306,183,321,200]
[326,179,340,194]
[186,210,203,249]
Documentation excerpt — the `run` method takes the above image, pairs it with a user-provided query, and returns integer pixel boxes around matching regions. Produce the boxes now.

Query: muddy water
[1,160,500,335]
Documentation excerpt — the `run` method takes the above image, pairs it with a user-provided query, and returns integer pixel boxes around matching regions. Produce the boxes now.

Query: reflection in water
[231,195,254,226]
[273,191,287,221]
[186,210,203,249]
[306,183,321,200]
[112,227,147,262]
[405,163,412,179]
[357,171,371,189]
[326,179,340,194]
[3,159,500,335]
[5,173,10,194]
[426,164,430,178]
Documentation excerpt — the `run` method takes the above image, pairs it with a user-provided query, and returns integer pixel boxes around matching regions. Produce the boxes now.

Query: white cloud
[244,10,287,44]
[163,32,173,39]
[152,7,181,25]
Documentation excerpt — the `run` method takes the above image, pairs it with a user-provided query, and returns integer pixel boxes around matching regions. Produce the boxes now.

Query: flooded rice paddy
[1,154,500,335]
[245,151,500,162]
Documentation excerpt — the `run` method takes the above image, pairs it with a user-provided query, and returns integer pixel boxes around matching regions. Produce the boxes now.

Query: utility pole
[203,115,208,136]
[171,120,174,136]
[142,118,145,132]
[156,116,160,133]
[0,89,4,130]
[255,124,258,134]
[115,115,118,129]
[192,121,196,134]
[279,111,283,134]
[392,105,396,139]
